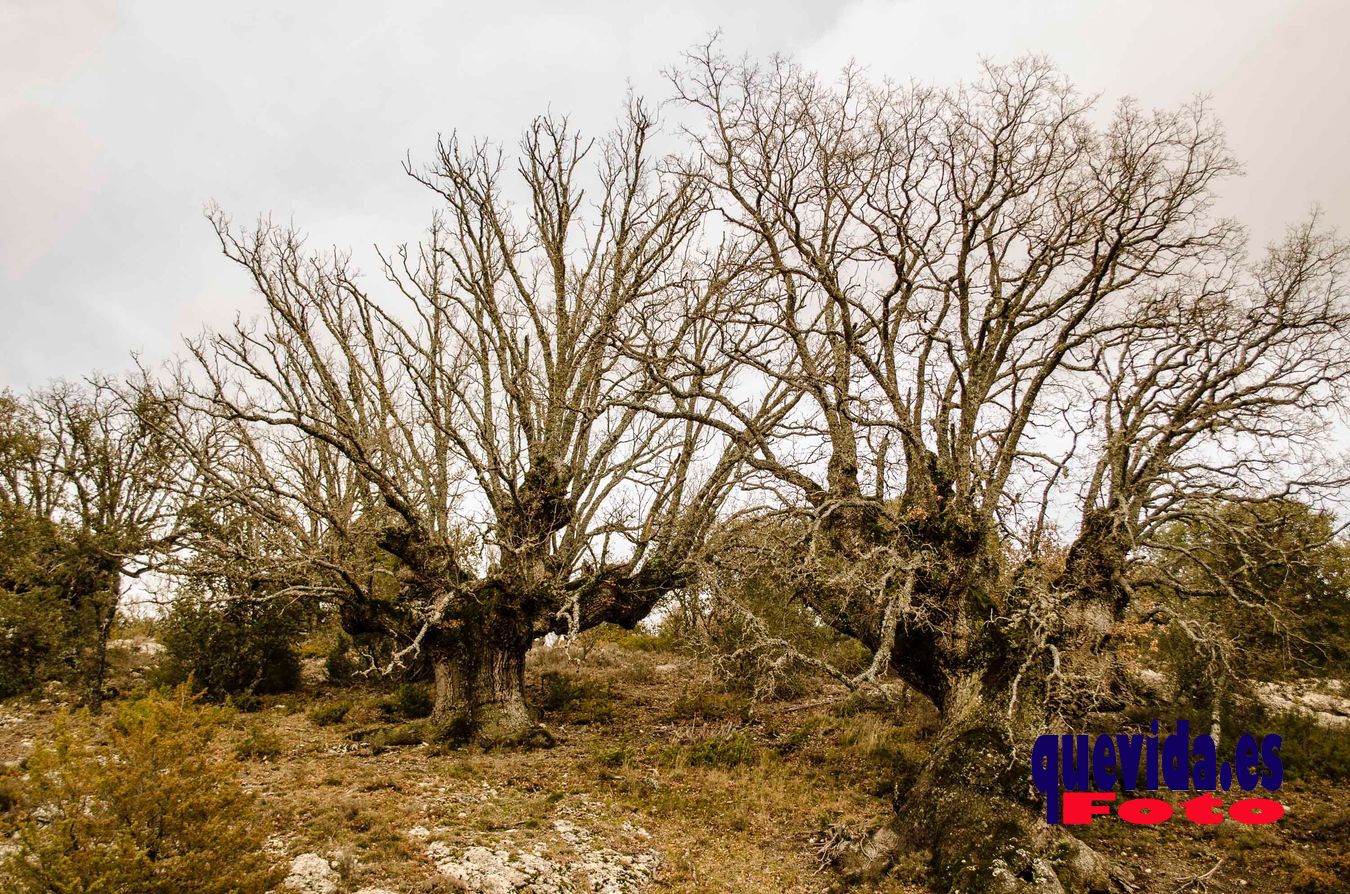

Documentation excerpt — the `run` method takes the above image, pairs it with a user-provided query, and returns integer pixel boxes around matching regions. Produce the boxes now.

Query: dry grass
[0,641,1346,893]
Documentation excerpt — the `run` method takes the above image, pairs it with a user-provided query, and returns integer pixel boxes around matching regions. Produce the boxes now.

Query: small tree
[1146,498,1350,685]
[0,687,280,894]
[0,503,115,698]
[155,581,305,700]
[0,383,192,704]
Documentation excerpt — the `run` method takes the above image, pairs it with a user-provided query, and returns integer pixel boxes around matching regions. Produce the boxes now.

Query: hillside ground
[0,635,1346,894]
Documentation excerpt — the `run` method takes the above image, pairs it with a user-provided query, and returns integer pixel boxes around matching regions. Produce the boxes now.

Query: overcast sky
[2,0,1347,389]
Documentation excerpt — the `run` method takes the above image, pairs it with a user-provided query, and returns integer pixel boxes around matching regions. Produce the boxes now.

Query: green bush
[392,682,433,719]
[0,587,72,699]
[234,723,283,761]
[0,687,280,894]
[654,728,762,769]
[1149,499,1350,680]
[1260,709,1350,782]
[155,590,303,700]
[0,504,114,700]
[1196,696,1350,783]
[685,729,760,768]
[227,691,263,713]
[325,633,358,684]
[537,671,616,724]
[684,519,876,700]
[666,683,752,724]
[592,738,635,769]
[308,700,353,726]
[578,621,681,654]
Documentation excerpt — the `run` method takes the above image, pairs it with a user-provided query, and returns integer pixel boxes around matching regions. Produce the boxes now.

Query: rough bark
[430,636,538,747]
[382,516,684,746]
[802,487,1124,893]
[831,667,1116,893]
[901,676,1113,894]
[661,45,1348,894]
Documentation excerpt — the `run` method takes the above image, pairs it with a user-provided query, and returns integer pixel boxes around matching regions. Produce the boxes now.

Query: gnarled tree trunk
[430,633,535,746]
[808,487,1124,893]
[377,518,689,747]
[899,674,1113,894]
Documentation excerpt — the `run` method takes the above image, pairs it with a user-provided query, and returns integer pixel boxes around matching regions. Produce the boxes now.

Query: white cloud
[1,0,1346,388]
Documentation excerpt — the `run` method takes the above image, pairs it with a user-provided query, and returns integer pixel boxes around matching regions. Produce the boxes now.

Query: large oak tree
[659,47,1350,892]
[181,104,778,744]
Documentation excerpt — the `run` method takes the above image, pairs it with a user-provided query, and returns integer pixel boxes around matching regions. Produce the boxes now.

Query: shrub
[0,504,113,700]
[308,700,353,726]
[1200,696,1350,783]
[573,621,681,656]
[654,728,762,769]
[325,633,358,684]
[375,683,434,721]
[0,687,280,894]
[685,729,760,768]
[592,738,635,769]
[0,587,72,699]
[1150,499,1350,680]
[538,671,588,711]
[228,691,263,713]
[537,671,616,724]
[155,590,303,700]
[234,723,283,761]
[1260,709,1350,782]
[0,772,16,813]
[688,518,876,700]
[666,683,752,724]
[392,682,433,719]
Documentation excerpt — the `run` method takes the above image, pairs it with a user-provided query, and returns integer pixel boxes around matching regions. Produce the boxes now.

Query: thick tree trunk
[430,656,470,728]
[465,639,533,745]
[804,468,1133,891]
[376,512,678,748]
[839,673,1115,894]
[429,634,541,747]
[907,676,1113,894]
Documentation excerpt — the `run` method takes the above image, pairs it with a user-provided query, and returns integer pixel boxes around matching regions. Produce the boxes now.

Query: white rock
[428,843,572,894]
[426,821,658,894]
[1253,678,1350,730]
[107,638,165,656]
[31,804,61,825]
[283,853,340,894]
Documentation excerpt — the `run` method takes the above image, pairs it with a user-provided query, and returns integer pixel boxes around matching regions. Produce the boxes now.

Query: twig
[1170,857,1223,893]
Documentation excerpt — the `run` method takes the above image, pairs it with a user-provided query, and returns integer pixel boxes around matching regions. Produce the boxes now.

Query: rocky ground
[1,638,1346,894]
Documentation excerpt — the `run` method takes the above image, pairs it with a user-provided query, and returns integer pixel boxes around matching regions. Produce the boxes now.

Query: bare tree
[180,102,770,744]
[663,46,1350,892]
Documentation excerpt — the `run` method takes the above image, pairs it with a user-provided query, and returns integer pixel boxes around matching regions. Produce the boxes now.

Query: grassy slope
[0,640,1345,894]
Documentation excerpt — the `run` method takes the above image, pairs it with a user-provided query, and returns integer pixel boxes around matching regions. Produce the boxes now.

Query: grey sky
[2,0,1347,388]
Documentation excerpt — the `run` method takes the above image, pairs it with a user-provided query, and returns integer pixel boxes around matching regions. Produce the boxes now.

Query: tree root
[829,818,1129,894]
